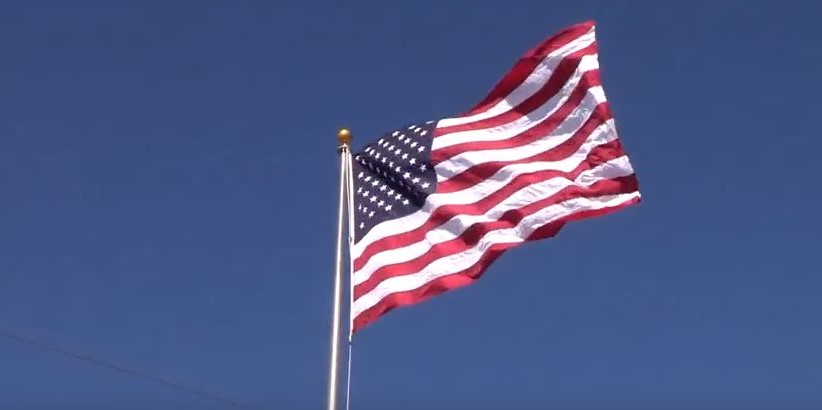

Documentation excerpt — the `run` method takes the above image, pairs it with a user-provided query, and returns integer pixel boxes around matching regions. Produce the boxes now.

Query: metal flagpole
[327,128,352,410]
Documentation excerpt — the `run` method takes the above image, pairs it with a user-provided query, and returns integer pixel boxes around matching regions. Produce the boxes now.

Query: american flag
[349,21,641,333]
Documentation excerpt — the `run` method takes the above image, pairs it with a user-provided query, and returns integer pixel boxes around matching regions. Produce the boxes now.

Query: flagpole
[327,128,352,410]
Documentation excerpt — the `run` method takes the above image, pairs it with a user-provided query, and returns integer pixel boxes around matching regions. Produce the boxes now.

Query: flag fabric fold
[349,20,641,333]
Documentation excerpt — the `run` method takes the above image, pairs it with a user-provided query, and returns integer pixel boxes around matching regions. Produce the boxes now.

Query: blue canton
[352,120,438,242]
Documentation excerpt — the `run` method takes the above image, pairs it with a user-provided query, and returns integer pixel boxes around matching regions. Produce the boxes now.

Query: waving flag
[349,21,640,332]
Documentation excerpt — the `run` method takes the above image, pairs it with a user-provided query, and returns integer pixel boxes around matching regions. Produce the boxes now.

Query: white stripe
[353,154,633,286]
[436,27,597,128]
[433,54,601,151]
[352,99,610,257]
[436,85,607,182]
[352,191,641,317]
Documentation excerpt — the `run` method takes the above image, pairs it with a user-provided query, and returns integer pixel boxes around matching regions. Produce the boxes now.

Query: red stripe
[352,191,640,333]
[436,100,611,193]
[352,133,623,273]
[354,175,638,299]
[432,69,603,166]
[463,21,596,117]
[438,43,598,137]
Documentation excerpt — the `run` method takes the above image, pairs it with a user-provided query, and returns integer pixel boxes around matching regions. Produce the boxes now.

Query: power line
[0,329,261,410]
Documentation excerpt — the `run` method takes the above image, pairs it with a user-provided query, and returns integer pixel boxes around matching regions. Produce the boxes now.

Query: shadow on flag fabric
[349,20,641,333]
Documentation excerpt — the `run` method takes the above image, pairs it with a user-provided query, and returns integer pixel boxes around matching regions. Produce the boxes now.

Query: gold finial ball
[337,128,352,145]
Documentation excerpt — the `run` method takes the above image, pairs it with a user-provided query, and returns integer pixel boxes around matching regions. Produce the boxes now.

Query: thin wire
[345,147,355,342]
[328,142,350,410]
[343,148,356,410]
[344,341,353,410]
[0,329,260,410]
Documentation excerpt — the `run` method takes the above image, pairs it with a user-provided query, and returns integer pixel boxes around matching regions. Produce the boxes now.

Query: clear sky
[2,1,820,409]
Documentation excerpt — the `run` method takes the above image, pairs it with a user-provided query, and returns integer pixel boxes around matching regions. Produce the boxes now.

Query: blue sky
[1,1,820,409]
